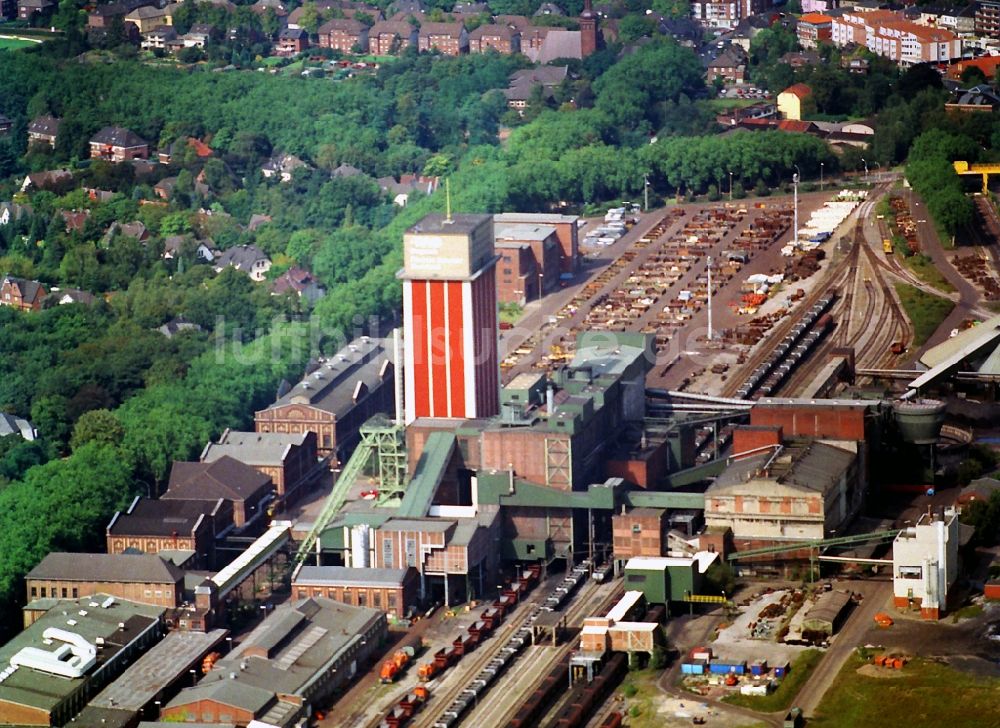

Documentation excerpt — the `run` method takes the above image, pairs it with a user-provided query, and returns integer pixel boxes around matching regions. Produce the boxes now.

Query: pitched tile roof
[90,126,148,148]
[27,552,185,584]
[165,455,272,502]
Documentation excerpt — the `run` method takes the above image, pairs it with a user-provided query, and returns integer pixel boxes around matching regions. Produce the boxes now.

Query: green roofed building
[0,594,164,726]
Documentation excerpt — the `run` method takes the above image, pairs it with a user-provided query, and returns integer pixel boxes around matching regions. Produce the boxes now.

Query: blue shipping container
[750,660,768,676]
[681,662,706,675]
[709,662,747,675]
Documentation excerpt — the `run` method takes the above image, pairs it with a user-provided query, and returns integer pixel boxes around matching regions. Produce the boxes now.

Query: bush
[622,683,638,698]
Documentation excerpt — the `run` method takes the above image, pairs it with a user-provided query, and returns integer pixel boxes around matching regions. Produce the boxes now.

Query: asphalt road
[792,579,892,718]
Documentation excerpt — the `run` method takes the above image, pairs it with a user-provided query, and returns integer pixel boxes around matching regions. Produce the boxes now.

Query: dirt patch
[856,664,905,679]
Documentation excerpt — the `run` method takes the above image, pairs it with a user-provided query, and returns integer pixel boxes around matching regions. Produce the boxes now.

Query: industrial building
[292,566,419,619]
[107,496,225,570]
[0,595,164,727]
[201,429,318,505]
[399,213,501,423]
[622,554,719,605]
[705,439,864,546]
[892,508,960,619]
[254,334,396,463]
[492,212,580,275]
[24,553,185,616]
[72,629,228,728]
[161,597,386,727]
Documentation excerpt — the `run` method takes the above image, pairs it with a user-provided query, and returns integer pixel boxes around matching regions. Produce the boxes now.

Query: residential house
[534,1,563,14]
[369,19,418,54]
[247,213,272,231]
[125,2,172,32]
[162,235,216,262]
[43,287,98,307]
[157,316,202,338]
[376,173,438,206]
[20,169,73,193]
[831,9,962,64]
[153,175,210,201]
[946,83,1000,112]
[781,50,821,68]
[213,244,272,281]
[977,0,1000,37]
[161,598,387,727]
[107,496,224,569]
[276,26,308,55]
[18,0,54,21]
[61,209,90,233]
[706,45,748,84]
[27,115,60,148]
[418,21,468,54]
[102,220,150,245]
[25,552,185,608]
[142,24,178,49]
[0,114,11,136]
[797,12,833,48]
[317,17,369,52]
[90,126,149,162]
[716,101,777,126]
[255,335,396,462]
[271,266,327,303]
[201,429,318,504]
[1,274,47,312]
[503,65,569,111]
[452,0,488,13]
[468,23,520,54]
[0,412,35,441]
[261,152,308,182]
[0,201,29,227]
[163,456,274,530]
[390,0,424,14]
[842,56,870,74]
[331,162,364,178]
[777,83,813,120]
[918,4,975,33]
[690,0,769,30]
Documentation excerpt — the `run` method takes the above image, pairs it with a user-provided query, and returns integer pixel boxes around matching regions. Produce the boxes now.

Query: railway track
[404,590,551,728]
[461,583,625,728]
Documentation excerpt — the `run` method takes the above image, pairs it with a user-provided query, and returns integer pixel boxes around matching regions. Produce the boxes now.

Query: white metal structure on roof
[211,522,291,596]
[909,324,1000,391]
[606,590,643,624]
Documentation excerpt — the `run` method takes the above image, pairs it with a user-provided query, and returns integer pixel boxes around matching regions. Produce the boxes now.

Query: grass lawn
[498,302,524,325]
[0,36,38,50]
[809,654,1000,728]
[721,649,823,712]
[903,254,957,294]
[894,282,955,347]
[706,98,759,111]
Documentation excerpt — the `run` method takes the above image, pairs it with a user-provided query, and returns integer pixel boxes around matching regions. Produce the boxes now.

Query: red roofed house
[468,23,519,54]
[417,21,468,54]
[317,17,369,53]
[831,9,961,64]
[947,56,1000,81]
[777,83,813,120]
[1,274,48,312]
[797,12,833,48]
[89,126,149,162]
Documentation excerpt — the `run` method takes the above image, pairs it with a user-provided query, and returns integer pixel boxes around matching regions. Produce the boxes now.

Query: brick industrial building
[255,334,396,464]
[25,553,184,615]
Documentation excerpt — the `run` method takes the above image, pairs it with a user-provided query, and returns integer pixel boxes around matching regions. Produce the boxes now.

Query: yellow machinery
[953,160,1000,194]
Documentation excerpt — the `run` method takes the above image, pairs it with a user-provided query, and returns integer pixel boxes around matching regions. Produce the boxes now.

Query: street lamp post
[728,171,734,201]
[793,166,800,248]
[820,161,825,192]
[861,157,869,183]
[644,176,650,212]
[874,162,882,183]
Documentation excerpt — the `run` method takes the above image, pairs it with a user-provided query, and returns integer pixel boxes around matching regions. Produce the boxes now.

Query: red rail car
[599,712,623,728]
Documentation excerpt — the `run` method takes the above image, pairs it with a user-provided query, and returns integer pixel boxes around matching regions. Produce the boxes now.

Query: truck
[379,646,415,683]
[784,707,803,728]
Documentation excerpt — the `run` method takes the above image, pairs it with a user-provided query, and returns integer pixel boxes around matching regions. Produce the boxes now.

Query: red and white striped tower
[399,212,500,423]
